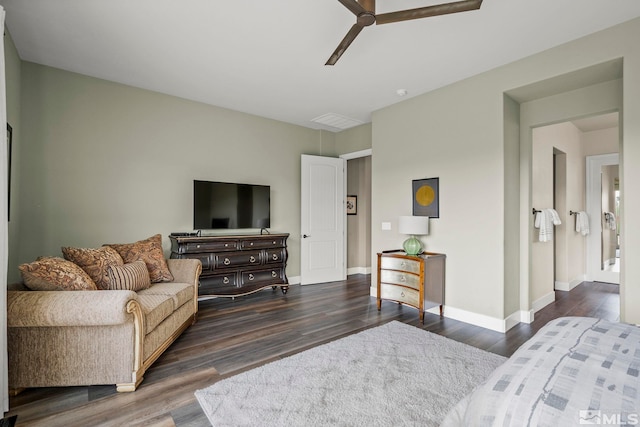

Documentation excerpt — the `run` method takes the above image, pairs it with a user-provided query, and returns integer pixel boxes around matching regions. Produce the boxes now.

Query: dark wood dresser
[170,233,289,297]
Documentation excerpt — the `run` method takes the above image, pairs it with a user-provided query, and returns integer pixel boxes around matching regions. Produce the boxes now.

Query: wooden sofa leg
[9,388,25,396]
[116,382,138,392]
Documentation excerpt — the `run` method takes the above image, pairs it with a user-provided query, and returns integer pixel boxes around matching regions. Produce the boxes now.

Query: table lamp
[398,215,429,255]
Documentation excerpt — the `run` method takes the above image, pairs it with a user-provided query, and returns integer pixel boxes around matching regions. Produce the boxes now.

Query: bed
[442,316,640,426]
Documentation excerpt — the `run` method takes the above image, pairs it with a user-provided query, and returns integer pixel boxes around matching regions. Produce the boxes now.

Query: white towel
[575,211,590,236]
[534,208,561,242]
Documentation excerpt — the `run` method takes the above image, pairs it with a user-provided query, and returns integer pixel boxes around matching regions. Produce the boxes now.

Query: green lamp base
[403,235,422,256]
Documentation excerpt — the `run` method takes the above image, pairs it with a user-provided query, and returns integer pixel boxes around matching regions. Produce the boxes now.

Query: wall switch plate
[381,222,391,230]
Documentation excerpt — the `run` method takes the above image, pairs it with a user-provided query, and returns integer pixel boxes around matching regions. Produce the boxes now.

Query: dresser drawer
[215,251,263,269]
[240,236,287,250]
[379,283,420,307]
[380,256,421,274]
[265,248,287,264]
[182,240,239,253]
[379,269,420,290]
[240,268,286,286]
[199,272,239,295]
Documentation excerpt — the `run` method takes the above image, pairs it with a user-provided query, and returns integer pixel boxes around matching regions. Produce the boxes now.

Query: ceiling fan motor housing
[357,12,376,26]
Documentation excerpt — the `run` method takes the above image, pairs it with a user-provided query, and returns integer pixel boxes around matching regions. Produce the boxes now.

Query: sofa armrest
[7,290,139,327]
[166,258,202,287]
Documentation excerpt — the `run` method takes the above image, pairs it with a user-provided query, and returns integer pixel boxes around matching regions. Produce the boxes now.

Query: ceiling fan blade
[337,0,367,16]
[325,24,365,65]
[376,0,482,25]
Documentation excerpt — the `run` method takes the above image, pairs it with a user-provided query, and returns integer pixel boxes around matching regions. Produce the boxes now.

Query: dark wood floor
[6,276,619,426]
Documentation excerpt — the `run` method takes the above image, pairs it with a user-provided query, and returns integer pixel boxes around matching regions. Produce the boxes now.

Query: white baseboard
[555,275,585,291]
[532,291,555,313]
[371,287,525,333]
[347,267,371,276]
[426,305,518,333]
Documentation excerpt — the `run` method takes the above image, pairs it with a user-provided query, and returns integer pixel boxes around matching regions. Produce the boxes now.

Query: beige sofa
[7,258,202,392]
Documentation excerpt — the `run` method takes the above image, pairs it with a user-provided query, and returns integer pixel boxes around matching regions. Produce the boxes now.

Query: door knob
[303,234,311,238]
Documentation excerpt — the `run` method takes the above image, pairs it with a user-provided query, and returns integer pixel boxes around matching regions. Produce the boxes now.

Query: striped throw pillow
[106,260,151,291]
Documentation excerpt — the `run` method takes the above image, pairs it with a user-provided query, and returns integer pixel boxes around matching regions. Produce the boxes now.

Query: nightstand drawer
[379,283,419,307]
[379,269,420,290]
[380,256,421,274]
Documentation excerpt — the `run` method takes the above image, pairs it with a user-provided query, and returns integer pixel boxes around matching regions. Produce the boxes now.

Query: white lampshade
[398,216,429,235]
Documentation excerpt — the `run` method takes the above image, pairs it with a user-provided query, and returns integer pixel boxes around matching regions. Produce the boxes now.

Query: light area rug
[195,320,506,427]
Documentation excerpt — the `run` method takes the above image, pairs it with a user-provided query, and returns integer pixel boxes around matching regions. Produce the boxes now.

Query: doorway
[587,153,620,284]
[345,155,372,276]
[530,112,620,313]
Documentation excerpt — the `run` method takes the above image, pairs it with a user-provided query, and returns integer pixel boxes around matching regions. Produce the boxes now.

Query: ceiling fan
[326,0,483,65]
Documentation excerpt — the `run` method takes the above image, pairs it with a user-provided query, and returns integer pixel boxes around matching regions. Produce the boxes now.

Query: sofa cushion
[137,282,193,311]
[136,294,175,334]
[105,234,174,283]
[19,257,98,291]
[106,261,151,291]
[61,246,124,290]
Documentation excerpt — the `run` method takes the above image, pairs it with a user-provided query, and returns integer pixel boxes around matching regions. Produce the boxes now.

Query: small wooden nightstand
[377,250,446,323]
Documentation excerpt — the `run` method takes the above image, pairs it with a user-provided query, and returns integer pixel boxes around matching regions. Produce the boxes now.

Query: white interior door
[300,155,346,285]
[587,153,620,284]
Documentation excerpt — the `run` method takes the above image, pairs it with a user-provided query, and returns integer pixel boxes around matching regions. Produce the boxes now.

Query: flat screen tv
[193,180,270,230]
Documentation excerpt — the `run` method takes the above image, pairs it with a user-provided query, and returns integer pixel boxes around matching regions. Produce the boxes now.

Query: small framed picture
[412,177,439,218]
[346,195,357,215]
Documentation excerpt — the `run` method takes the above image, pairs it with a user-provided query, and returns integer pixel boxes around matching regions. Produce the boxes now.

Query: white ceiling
[2,0,640,132]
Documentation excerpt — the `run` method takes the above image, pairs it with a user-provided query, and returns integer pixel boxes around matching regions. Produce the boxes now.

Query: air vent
[311,113,363,131]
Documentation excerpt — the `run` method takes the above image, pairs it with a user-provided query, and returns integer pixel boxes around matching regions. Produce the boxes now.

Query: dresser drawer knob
[401,291,406,297]
[249,255,256,263]
[248,274,255,281]
[272,254,279,261]
[400,262,406,267]
[399,275,406,282]
[223,257,231,265]
[250,242,254,246]
[273,241,277,245]
[223,276,230,284]
[272,271,277,278]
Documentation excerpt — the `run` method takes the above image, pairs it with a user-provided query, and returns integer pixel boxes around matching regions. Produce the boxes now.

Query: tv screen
[193,180,270,230]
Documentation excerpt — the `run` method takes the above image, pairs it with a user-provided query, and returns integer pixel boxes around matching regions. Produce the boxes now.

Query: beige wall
[372,17,640,327]
[583,126,620,156]
[11,62,339,283]
[335,123,372,155]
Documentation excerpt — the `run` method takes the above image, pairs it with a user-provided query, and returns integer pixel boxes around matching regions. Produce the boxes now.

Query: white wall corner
[520,309,535,324]
[504,311,522,332]
[532,291,556,313]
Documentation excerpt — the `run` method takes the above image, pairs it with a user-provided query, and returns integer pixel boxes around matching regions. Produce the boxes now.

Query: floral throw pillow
[19,257,98,291]
[105,234,174,283]
[106,260,151,291]
[61,246,124,290]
